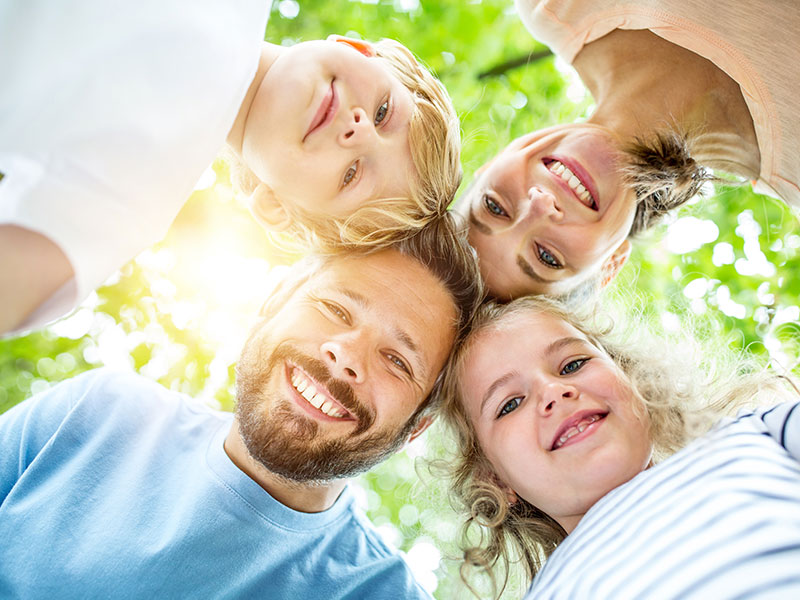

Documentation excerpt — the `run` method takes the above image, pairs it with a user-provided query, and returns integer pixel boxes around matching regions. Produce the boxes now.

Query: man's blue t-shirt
[0,369,430,599]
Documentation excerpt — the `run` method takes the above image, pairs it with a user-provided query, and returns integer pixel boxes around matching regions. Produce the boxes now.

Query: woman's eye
[387,353,411,375]
[498,396,523,418]
[561,358,588,375]
[343,162,358,187]
[375,99,389,125]
[537,244,562,269]
[483,195,508,217]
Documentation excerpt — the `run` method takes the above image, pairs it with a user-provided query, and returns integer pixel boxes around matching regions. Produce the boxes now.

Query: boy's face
[242,38,417,218]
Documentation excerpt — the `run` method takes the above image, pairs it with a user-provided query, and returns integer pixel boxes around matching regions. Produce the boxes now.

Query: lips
[303,79,338,142]
[544,157,599,210]
[285,363,356,422]
[550,410,607,450]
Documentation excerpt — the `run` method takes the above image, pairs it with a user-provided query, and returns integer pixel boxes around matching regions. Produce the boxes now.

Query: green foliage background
[1,1,798,598]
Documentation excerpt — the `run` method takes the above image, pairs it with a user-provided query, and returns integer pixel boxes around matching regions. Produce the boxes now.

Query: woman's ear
[326,35,376,58]
[600,239,632,287]
[248,184,292,232]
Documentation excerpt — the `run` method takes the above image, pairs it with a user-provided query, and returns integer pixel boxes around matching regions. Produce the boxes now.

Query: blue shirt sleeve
[0,369,102,503]
[758,400,800,462]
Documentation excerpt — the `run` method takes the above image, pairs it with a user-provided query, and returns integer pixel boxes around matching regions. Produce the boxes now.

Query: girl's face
[459,310,652,533]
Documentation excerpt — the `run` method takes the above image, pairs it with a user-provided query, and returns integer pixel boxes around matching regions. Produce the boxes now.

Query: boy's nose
[339,107,376,147]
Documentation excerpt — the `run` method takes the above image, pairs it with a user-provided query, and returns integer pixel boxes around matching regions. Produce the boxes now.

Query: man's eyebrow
[468,206,492,236]
[480,371,517,416]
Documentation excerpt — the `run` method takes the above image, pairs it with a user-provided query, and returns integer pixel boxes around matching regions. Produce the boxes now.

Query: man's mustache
[270,343,375,435]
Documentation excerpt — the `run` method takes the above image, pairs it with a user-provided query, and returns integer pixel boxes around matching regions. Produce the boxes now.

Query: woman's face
[459,124,637,299]
[459,310,652,533]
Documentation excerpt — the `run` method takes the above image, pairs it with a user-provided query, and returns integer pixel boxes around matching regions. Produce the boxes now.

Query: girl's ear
[248,184,292,232]
[600,239,632,287]
[488,470,519,506]
[326,35,376,58]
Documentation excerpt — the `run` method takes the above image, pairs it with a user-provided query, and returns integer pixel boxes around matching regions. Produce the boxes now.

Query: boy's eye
[561,358,588,375]
[498,396,523,418]
[375,99,389,125]
[483,195,508,218]
[536,244,562,269]
[343,162,358,187]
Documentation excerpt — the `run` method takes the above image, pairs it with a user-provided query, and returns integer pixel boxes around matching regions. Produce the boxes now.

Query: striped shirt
[525,402,800,600]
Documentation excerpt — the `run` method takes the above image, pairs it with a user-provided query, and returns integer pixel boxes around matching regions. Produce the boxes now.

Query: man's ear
[248,184,292,232]
[405,415,434,445]
[600,239,631,287]
[326,35,376,58]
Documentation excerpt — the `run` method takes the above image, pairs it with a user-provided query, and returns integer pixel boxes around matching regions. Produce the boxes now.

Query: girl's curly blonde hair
[229,38,461,253]
[437,295,797,598]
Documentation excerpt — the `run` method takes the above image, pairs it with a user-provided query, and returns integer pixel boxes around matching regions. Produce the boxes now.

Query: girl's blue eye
[537,244,562,269]
[561,358,588,375]
[498,396,523,418]
[483,195,508,217]
[375,100,389,125]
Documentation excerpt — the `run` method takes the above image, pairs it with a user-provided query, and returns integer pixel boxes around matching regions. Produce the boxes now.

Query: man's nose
[522,185,564,223]
[320,336,367,384]
[338,107,375,147]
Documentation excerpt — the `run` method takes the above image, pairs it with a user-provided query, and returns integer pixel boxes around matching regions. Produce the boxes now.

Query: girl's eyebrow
[545,336,588,355]
[480,371,517,416]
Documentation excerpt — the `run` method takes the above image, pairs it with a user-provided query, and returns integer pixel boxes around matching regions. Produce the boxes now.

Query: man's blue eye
[483,195,507,217]
[498,396,522,417]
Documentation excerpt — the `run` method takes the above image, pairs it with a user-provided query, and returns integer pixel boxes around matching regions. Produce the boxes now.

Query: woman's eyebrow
[468,206,492,235]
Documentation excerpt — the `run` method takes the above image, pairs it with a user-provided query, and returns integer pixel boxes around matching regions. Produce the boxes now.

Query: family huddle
[1,0,799,599]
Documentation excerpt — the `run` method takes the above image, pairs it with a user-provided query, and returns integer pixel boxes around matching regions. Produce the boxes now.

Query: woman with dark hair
[458,0,799,301]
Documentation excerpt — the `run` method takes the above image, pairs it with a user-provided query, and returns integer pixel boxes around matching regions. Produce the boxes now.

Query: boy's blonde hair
[229,38,461,252]
[437,295,797,598]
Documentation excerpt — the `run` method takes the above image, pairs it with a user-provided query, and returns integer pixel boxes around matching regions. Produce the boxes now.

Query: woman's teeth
[291,369,347,419]
[547,160,596,208]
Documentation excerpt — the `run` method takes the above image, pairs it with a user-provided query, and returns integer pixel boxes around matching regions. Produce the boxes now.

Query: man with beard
[0,216,483,599]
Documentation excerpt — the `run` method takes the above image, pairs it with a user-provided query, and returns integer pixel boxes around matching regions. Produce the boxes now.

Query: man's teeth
[554,414,601,449]
[547,160,595,207]
[290,370,347,419]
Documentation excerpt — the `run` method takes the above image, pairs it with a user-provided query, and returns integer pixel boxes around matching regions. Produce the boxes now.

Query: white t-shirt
[515,0,800,211]
[525,402,800,599]
[0,0,270,329]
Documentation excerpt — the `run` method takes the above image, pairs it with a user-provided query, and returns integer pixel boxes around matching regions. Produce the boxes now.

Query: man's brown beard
[235,340,419,484]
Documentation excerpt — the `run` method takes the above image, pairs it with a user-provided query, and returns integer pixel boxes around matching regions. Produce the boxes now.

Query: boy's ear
[326,35,376,58]
[600,239,632,287]
[248,184,292,232]
[405,415,434,445]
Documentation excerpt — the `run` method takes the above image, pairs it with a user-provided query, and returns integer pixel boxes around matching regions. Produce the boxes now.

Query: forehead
[464,311,589,376]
